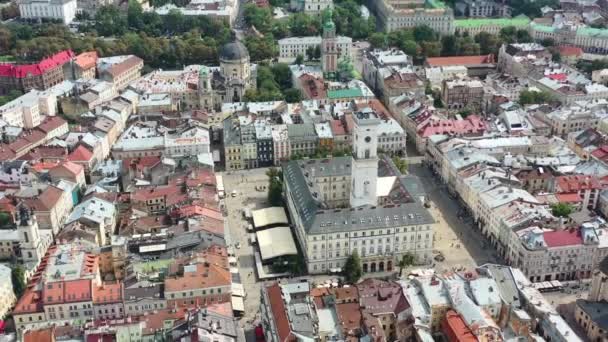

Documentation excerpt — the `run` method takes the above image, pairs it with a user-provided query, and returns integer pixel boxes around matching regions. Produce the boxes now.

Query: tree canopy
[551,203,574,218]
[518,89,554,105]
[343,251,363,284]
[12,265,26,299]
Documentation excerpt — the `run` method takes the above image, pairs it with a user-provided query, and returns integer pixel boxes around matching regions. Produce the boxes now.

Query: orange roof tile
[266,283,295,342]
[23,327,54,342]
[68,145,94,162]
[74,51,98,70]
[37,116,67,134]
[93,282,123,304]
[31,161,60,173]
[164,261,231,292]
[51,160,84,177]
[13,289,43,314]
[22,185,64,211]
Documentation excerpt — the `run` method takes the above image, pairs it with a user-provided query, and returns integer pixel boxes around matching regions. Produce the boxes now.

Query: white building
[0,90,57,128]
[278,35,351,61]
[283,111,436,274]
[0,265,15,319]
[18,0,77,24]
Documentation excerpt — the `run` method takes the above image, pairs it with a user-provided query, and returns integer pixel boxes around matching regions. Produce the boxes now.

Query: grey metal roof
[481,264,521,309]
[298,156,351,178]
[284,157,435,235]
[576,299,608,330]
[223,118,242,146]
[287,123,317,141]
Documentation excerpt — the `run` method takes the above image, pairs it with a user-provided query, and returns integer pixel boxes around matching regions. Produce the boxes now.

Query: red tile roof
[547,73,567,82]
[558,45,583,57]
[356,279,410,316]
[101,55,143,78]
[355,100,393,120]
[37,116,67,133]
[74,51,98,70]
[555,193,582,203]
[31,161,60,173]
[23,327,54,342]
[21,146,67,161]
[93,282,123,304]
[442,310,478,342]
[68,145,94,162]
[556,175,604,193]
[330,120,347,136]
[22,185,64,211]
[13,289,43,314]
[543,229,583,248]
[266,283,295,342]
[165,248,232,292]
[418,115,487,137]
[0,50,74,78]
[426,54,495,67]
[299,74,327,100]
[43,279,92,305]
[51,160,84,177]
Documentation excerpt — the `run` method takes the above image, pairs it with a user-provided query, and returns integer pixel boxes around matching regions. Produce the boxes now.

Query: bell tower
[16,205,43,264]
[198,66,214,110]
[321,9,339,79]
[350,111,381,208]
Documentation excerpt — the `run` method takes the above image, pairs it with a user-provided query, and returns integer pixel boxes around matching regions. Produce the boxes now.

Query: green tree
[398,253,415,277]
[295,54,304,65]
[270,63,292,90]
[518,89,554,105]
[551,203,573,218]
[284,88,302,103]
[475,32,501,55]
[306,46,315,61]
[441,35,459,56]
[127,0,144,30]
[392,156,408,173]
[342,251,363,284]
[267,167,283,206]
[369,32,388,49]
[12,265,25,299]
[95,5,127,36]
[0,212,11,226]
[314,45,321,59]
[414,25,436,42]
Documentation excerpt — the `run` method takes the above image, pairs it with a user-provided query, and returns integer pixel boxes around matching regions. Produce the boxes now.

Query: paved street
[408,164,500,272]
[221,168,272,332]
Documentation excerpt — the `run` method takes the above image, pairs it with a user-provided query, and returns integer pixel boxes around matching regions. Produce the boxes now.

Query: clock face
[364,136,371,143]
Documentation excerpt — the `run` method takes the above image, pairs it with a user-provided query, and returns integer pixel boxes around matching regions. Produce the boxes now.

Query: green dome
[199,66,208,77]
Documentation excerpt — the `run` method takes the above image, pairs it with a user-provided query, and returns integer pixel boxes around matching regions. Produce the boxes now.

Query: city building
[454,0,511,17]
[97,55,144,91]
[154,0,238,26]
[366,0,455,35]
[18,0,77,24]
[0,264,16,319]
[279,35,351,62]
[290,0,333,14]
[283,111,436,274]
[441,76,485,111]
[66,51,98,80]
[0,50,74,95]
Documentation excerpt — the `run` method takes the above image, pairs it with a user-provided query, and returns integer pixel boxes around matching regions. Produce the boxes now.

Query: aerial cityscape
[1,0,608,340]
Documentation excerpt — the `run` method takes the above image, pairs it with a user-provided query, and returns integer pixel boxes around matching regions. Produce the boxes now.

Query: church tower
[350,111,381,208]
[198,66,214,111]
[16,205,43,264]
[321,10,339,79]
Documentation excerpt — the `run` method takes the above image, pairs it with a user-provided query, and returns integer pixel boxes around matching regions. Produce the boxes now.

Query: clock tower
[350,111,381,208]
